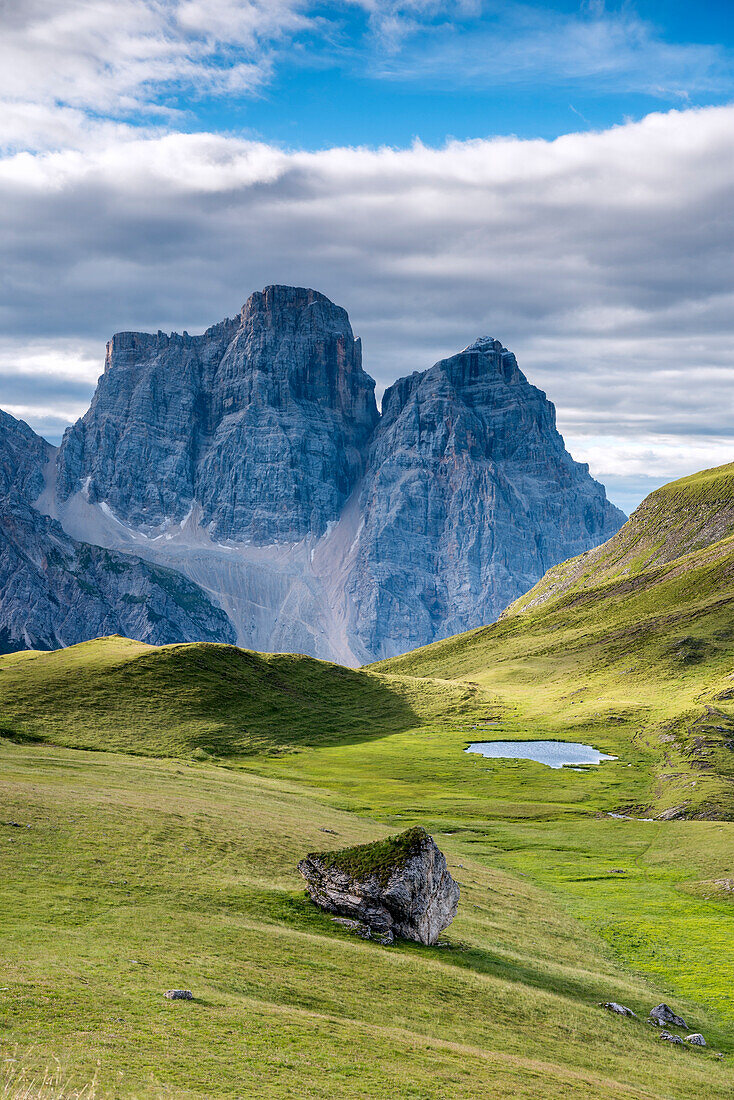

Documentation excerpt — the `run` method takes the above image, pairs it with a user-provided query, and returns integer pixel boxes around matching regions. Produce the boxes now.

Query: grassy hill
[3,465,734,1097]
[0,635,487,757]
[374,462,734,821]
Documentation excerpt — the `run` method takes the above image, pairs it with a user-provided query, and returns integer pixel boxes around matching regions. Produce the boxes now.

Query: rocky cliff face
[343,337,625,659]
[57,286,378,542]
[29,287,624,662]
[0,411,235,652]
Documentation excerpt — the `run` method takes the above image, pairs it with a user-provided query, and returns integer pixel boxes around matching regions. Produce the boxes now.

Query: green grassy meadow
[2,737,732,1099]
[3,465,734,1097]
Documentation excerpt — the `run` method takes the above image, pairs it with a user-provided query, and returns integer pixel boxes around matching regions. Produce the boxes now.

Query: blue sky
[172,0,734,148]
[1,1,733,514]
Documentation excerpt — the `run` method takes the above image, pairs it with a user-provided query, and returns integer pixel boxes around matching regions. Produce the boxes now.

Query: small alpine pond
[465,740,618,769]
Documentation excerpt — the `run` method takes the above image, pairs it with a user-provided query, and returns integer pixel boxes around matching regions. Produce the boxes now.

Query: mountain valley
[2,462,734,1096]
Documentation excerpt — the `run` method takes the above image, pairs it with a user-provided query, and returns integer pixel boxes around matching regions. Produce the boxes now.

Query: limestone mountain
[343,337,625,659]
[0,410,235,652]
[56,285,378,542]
[22,286,623,661]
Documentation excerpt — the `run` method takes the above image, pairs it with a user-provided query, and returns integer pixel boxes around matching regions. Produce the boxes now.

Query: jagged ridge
[11,287,624,661]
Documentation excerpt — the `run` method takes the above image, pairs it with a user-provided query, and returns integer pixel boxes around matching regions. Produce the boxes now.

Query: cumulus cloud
[0,102,733,510]
[3,0,731,156]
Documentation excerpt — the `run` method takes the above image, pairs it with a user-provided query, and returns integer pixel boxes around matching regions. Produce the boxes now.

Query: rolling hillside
[3,737,732,1100]
[0,635,486,757]
[2,464,734,1097]
[375,462,734,821]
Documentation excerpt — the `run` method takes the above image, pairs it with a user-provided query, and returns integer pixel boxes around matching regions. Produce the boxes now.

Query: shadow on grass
[231,888,622,1008]
[417,940,619,1007]
[0,641,448,757]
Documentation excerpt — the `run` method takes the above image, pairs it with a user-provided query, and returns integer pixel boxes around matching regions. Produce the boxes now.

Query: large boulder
[298,826,459,945]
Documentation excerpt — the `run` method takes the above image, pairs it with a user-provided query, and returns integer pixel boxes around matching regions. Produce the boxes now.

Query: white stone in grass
[600,1002,638,1018]
[658,1031,685,1045]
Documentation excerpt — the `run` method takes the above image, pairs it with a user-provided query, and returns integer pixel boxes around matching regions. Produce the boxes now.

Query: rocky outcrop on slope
[600,1003,638,1018]
[57,286,378,542]
[38,289,624,662]
[0,411,235,652]
[298,826,459,944]
[343,337,625,659]
[649,1004,689,1029]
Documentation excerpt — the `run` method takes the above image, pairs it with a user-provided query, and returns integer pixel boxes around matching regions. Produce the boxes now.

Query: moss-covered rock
[298,827,459,945]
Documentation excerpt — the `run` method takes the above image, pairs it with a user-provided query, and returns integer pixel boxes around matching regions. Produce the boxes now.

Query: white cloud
[566,434,734,515]
[0,0,313,151]
[0,339,101,382]
[359,1,730,100]
[0,102,733,507]
[3,0,731,156]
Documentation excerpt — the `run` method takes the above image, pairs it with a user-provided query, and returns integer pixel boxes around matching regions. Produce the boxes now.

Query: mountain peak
[46,286,623,663]
[57,285,378,545]
[240,284,346,321]
[460,336,507,355]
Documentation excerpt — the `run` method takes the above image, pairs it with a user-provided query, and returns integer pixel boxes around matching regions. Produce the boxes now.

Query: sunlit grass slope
[0,635,487,757]
[4,463,734,1097]
[374,462,734,820]
[1,739,732,1099]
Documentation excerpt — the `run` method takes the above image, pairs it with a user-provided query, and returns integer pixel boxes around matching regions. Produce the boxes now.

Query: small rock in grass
[600,1002,638,1018]
[659,1031,685,1045]
[164,989,193,1000]
[649,1003,688,1029]
[686,1033,707,1046]
[331,917,371,938]
[656,805,688,821]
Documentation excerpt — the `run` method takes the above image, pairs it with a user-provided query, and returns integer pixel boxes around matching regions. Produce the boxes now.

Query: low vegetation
[375,463,734,821]
[3,464,734,1096]
[313,826,429,883]
[0,636,488,758]
[2,740,731,1098]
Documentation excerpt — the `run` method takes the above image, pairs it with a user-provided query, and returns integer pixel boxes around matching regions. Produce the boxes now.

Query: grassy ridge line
[513,461,734,611]
[0,635,494,758]
[372,464,734,820]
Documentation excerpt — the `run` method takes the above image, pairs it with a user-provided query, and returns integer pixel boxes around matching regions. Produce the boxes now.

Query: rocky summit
[344,337,625,658]
[8,285,624,661]
[298,827,460,945]
[56,285,378,543]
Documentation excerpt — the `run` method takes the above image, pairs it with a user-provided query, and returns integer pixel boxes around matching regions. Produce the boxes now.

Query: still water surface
[465,740,618,769]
